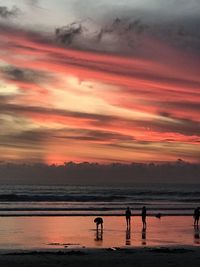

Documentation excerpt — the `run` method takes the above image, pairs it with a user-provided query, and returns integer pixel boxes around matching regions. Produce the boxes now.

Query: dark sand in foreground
[0,247,200,267]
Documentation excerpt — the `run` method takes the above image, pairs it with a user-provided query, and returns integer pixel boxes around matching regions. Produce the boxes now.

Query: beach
[0,216,199,249]
[0,185,199,266]
[0,216,199,266]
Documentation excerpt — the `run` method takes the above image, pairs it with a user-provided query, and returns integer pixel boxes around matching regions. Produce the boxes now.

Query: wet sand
[0,216,199,249]
[0,216,199,266]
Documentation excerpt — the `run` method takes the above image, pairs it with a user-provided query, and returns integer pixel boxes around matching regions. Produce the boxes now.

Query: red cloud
[0,25,199,163]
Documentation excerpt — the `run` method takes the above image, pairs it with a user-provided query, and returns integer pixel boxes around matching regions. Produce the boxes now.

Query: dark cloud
[1,66,52,84]
[0,129,46,150]
[0,103,115,124]
[54,128,135,142]
[55,23,83,45]
[52,17,200,58]
[0,2,199,56]
[1,16,199,70]
[158,101,200,112]
[147,114,200,137]
[101,16,200,53]
[70,0,200,53]
[53,18,147,52]
[97,17,148,42]
[0,119,135,156]
[0,24,52,46]
[0,6,19,19]
[0,94,14,103]
[13,129,49,143]
[1,102,200,137]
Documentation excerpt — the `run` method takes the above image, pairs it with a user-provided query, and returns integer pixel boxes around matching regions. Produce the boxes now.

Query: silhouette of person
[142,226,146,245]
[141,206,147,228]
[125,207,131,229]
[94,217,103,230]
[125,227,131,245]
[194,207,200,226]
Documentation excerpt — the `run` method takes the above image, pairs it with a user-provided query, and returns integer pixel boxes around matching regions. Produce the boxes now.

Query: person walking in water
[142,206,147,229]
[125,207,131,228]
[194,207,200,227]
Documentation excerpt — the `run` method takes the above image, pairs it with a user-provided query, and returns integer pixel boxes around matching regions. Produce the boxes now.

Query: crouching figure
[94,217,103,230]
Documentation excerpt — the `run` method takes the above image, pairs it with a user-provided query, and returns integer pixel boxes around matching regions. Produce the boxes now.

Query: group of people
[93,206,200,245]
[94,206,200,230]
[94,206,147,231]
[125,206,147,229]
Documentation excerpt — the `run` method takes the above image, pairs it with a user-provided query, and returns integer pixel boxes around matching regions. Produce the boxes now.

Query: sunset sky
[0,0,200,164]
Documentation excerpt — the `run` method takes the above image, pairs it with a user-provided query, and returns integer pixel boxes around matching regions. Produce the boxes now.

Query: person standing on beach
[125,207,131,228]
[194,207,200,226]
[142,206,147,228]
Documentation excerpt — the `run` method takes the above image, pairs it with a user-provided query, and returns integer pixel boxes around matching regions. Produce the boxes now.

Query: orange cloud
[0,25,199,163]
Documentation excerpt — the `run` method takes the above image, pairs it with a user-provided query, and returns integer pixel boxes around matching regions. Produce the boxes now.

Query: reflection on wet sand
[95,228,103,244]
[0,216,198,249]
[194,226,200,244]
[126,227,131,246]
[142,226,146,245]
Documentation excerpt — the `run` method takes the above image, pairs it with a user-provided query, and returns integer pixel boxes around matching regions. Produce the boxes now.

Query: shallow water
[0,216,199,249]
[0,184,200,215]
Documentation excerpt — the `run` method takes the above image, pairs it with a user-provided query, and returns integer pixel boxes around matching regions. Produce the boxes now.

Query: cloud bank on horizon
[0,0,199,164]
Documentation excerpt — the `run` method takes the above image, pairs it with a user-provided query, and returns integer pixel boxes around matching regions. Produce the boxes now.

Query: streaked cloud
[0,1,199,164]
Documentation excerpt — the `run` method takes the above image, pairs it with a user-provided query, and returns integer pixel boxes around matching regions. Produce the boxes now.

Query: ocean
[0,184,199,216]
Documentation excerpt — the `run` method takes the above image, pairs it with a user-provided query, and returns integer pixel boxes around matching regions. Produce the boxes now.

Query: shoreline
[0,244,197,253]
[0,213,194,217]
